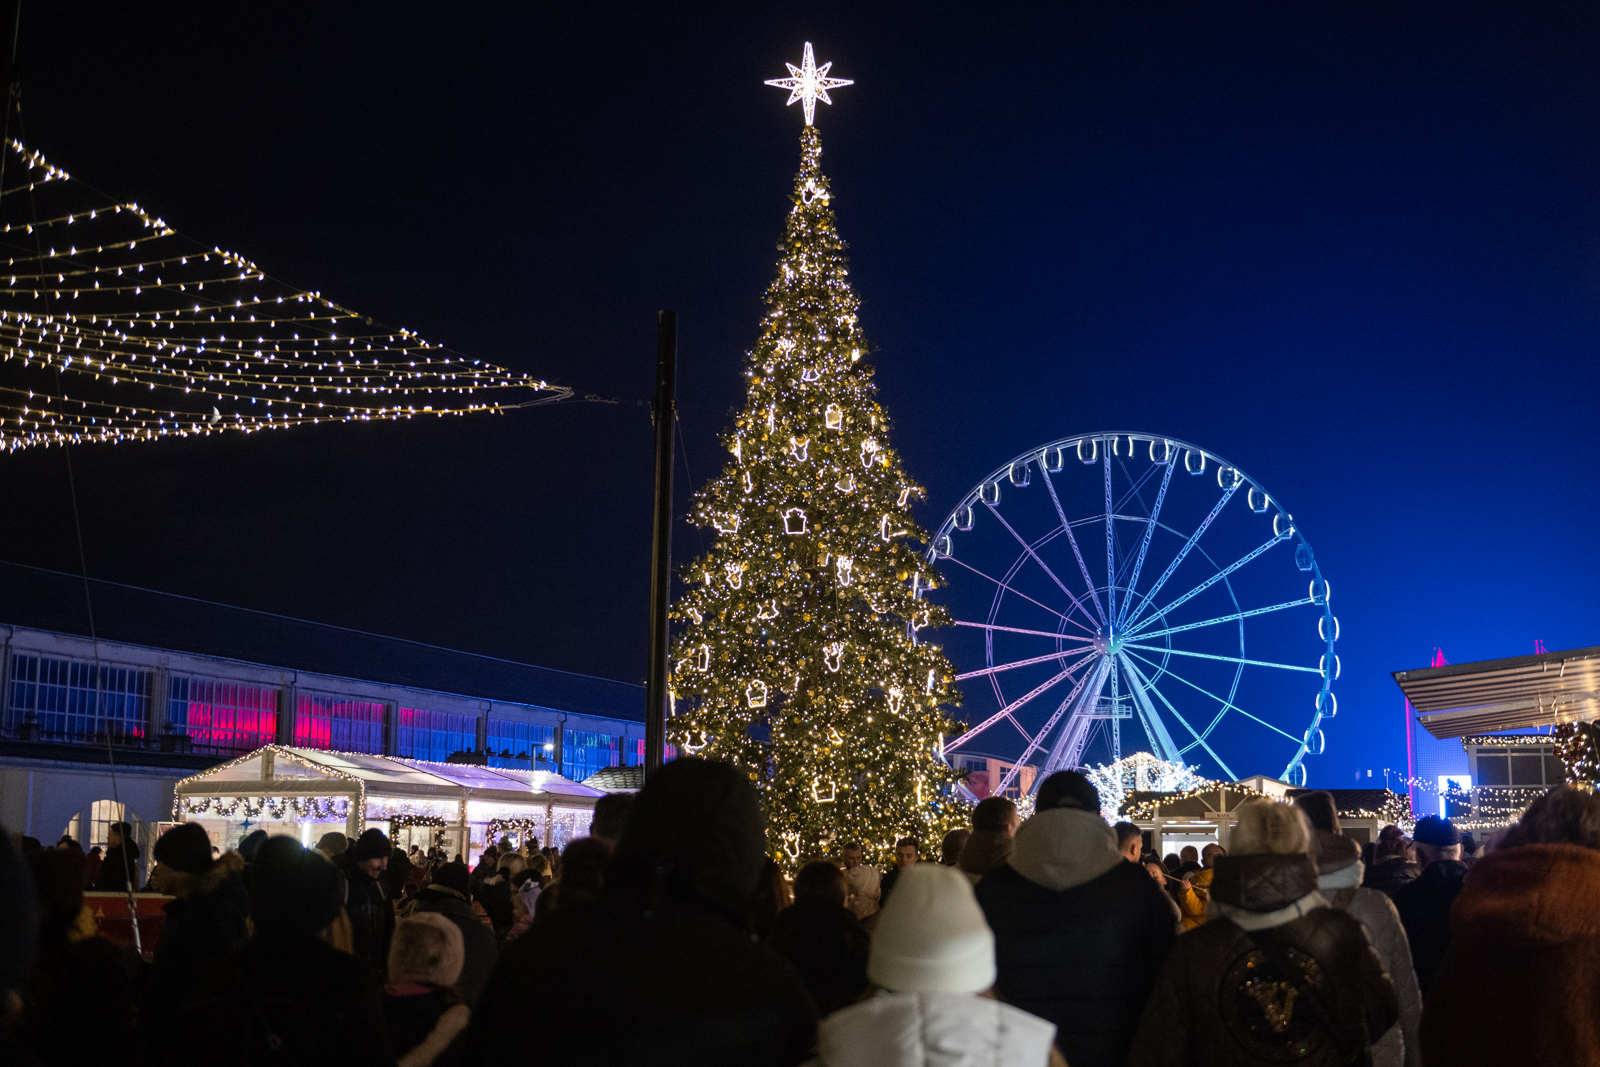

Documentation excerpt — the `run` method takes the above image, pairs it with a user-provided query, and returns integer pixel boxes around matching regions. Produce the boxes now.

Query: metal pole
[644,310,676,779]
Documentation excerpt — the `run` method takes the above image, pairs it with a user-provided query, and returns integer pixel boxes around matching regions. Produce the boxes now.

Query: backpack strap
[1244,926,1368,1064]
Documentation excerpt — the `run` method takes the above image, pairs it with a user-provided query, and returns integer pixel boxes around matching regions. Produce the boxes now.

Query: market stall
[172,745,605,863]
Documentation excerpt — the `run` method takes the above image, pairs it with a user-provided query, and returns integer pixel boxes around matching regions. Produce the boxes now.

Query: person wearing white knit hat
[810,863,1063,1067]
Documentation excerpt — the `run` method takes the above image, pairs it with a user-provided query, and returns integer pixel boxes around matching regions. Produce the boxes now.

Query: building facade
[0,562,644,874]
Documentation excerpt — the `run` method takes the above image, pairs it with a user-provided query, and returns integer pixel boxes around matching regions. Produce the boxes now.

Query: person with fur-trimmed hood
[385,914,471,1067]
[974,771,1180,1067]
[140,823,251,1051]
[1126,799,1400,1067]
[401,860,497,1009]
[339,828,397,976]
[1294,791,1422,1067]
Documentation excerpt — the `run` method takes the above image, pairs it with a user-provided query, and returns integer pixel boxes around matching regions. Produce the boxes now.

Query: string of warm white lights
[0,139,571,451]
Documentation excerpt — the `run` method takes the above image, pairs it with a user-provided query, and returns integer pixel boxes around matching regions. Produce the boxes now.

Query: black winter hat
[1412,815,1460,847]
[1035,771,1101,814]
[349,828,392,861]
[1293,790,1341,833]
[154,823,215,874]
[428,860,470,898]
[249,837,342,935]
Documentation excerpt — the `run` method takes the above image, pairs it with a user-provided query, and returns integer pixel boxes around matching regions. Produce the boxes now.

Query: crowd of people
[2,762,1599,1066]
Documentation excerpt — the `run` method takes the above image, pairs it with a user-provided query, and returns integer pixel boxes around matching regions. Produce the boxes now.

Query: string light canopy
[765,42,853,126]
[0,139,571,452]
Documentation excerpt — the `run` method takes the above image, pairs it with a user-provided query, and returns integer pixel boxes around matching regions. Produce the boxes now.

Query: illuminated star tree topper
[764,41,853,126]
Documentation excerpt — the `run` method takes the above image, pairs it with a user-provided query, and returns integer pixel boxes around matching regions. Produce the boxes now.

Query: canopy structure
[172,745,606,861]
[1395,645,1600,740]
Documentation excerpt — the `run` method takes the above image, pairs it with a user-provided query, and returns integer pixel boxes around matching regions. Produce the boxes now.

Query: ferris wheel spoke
[1125,648,1308,745]
[944,664,1080,751]
[1039,658,1111,778]
[1040,463,1107,625]
[955,647,1097,682]
[1119,653,1237,779]
[1116,460,1174,629]
[1122,642,1323,674]
[991,661,1102,794]
[1114,654,1181,763]
[953,620,1098,642]
[1126,530,1293,633]
[1129,595,1318,642]
[1120,483,1240,632]
[983,503,1100,630]
[942,554,1097,635]
[1103,451,1117,624]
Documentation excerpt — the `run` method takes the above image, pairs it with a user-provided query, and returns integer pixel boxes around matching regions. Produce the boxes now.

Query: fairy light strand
[0,139,570,452]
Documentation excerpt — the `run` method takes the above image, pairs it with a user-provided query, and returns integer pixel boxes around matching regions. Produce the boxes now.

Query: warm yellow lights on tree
[667,123,965,866]
[0,140,569,452]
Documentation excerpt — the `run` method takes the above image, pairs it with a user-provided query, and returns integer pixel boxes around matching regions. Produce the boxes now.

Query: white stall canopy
[173,745,605,854]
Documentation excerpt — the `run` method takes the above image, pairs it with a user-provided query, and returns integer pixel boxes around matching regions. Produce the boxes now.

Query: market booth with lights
[171,745,606,862]
[1123,774,1411,855]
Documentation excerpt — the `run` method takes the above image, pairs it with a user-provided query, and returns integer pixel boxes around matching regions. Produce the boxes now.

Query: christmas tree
[668,54,965,865]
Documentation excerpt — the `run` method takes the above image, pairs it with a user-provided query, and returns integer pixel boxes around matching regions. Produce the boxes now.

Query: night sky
[2,3,1596,788]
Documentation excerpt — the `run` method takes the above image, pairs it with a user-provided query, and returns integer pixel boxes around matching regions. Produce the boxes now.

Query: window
[6,654,151,742]
[88,799,125,850]
[397,708,476,762]
[169,677,278,753]
[293,694,385,753]
[562,729,621,782]
[486,718,554,768]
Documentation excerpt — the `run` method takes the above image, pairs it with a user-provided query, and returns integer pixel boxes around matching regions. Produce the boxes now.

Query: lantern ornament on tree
[668,45,966,863]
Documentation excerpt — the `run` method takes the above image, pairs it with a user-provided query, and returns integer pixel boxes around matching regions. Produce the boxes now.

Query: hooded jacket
[1126,853,1400,1067]
[811,991,1057,1067]
[405,885,498,1009]
[141,851,252,1045]
[1314,833,1422,1067]
[441,759,817,1066]
[1361,858,1420,897]
[1422,843,1600,1066]
[974,807,1179,1067]
[956,830,1014,887]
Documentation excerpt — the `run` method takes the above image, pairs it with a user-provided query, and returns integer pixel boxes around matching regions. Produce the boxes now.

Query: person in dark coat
[1126,800,1400,1067]
[17,848,141,1067]
[338,828,396,975]
[443,758,818,1065]
[1422,786,1600,1066]
[140,823,252,1052]
[1361,832,1420,897]
[1389,814,1467,999]
[974,770,1179,1067]
[95,821,140,892]
[384,914,470,1065]
[765,860,870,1015]
[405,861,497,1009]
[178,836,392,1067]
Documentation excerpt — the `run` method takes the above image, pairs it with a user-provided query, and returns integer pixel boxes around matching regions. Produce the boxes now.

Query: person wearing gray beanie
[812,863,1058,1066]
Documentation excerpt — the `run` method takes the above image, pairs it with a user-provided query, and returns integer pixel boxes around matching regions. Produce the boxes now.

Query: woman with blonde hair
[1126,800,1399,1066]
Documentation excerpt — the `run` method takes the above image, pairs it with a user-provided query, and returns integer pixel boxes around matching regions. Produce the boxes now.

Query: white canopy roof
[174,745,606,808]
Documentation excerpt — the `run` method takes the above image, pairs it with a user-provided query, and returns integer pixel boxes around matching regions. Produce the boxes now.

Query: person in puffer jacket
[1294,791,1422,1067]
[975,771,1180,1067]
[809,862,1063,1067]
[1126,800,1400,1067]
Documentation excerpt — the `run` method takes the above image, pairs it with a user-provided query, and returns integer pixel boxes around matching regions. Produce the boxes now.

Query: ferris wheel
[924,432,1336,792]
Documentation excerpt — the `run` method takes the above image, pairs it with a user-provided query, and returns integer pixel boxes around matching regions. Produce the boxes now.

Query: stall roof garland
[1120,781,1273,819]
[0,140,571,451]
